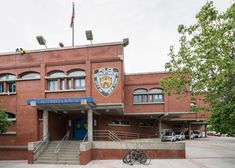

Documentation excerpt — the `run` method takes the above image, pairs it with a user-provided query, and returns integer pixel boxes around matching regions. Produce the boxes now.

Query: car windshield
[175,132,181,135]
[164,132,172,136]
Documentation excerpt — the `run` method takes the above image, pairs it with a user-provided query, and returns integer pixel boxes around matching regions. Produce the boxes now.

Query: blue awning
[27,97,95,105]
[27,97,95,111]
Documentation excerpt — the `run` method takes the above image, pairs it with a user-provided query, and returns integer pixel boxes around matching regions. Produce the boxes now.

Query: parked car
[161,131,176,142]
[193,130,202,138]
[175,132,186,140]
[160,129,172,139]
[185,131,195,139]
[207,131,216,136]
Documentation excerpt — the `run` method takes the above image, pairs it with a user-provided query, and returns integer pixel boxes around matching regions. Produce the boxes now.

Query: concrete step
[39,154,79,159]
[43,150,78,153]
[40,151,78,155]
[37,157,79,161]
[35,160,80,165]
[35,141,81,165]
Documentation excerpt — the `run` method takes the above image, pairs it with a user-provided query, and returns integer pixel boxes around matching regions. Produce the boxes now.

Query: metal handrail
[82,133,88,143]
[54,131,69,160]
[109,130,121,141]
[93,130,155,141]
[33,132,49,160]
[113,130,155,139]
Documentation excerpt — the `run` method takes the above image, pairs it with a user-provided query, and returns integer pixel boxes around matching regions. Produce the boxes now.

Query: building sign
[94,68,119,96]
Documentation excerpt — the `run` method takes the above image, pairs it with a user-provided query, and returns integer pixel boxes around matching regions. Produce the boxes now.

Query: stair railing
[109,130,121,141]
[93,130,155,141]
[54,131,70,160]
[93,130,121,141]
[33,132,49,161]
[82,133,88,143]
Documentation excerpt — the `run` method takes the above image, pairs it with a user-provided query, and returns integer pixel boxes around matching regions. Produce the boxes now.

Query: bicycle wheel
[123,153,132,164]
[138,154,147,164]
[143,155,151,165]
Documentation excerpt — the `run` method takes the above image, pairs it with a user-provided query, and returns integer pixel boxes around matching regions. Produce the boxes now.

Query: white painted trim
[0,92,16,96]
[45,75,86,80]
[133,102,165,105]
[45,89,86,93]
[96,103,124,106]
[1,131,16,135]
[124,111,194,115]
[168,118,207,121]
[16,78,40,81]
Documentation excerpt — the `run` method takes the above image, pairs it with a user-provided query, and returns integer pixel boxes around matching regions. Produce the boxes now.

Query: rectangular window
[81,79,85,88]
[153,94,163,102]
[158,94,163,102]
[7,82,15,93]
[60,79,65,90]
[143,95,148,102]
[48,80,58,91]
[0,83,4,93]
[67,79,72,89]
[148,95,153,102]
[134,95,142,103]
[74,78,85,89]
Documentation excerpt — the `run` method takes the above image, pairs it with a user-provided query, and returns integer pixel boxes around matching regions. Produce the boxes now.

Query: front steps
[35,141,80,164]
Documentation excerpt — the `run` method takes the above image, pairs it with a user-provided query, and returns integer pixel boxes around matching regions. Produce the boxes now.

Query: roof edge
[125,71,170,76]
[0,41,123,56]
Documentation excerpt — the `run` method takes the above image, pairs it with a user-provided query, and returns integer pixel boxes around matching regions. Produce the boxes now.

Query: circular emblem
[94,68,119,96]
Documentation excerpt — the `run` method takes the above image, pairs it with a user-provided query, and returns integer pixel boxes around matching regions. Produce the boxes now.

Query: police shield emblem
[94,68,119,96]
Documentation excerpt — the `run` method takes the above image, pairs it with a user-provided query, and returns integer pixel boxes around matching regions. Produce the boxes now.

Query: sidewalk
[0,137,235,168]
[0,158,235,168]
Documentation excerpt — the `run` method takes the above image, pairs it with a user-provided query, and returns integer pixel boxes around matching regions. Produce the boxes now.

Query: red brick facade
[0,42,208,160]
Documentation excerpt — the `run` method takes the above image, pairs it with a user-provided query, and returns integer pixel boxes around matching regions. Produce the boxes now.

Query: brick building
[0,41,209,161]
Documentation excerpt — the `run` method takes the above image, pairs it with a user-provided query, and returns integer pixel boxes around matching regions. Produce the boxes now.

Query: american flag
[70,3,75,28]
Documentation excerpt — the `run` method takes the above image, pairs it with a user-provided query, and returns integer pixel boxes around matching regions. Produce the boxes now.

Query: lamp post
[36,36,47,48]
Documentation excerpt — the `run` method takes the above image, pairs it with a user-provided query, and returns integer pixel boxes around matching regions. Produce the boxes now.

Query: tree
[0,110,12,134]
[160,1,235,135]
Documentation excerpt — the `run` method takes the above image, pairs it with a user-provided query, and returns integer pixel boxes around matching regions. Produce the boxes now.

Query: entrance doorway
[72,118,87,140]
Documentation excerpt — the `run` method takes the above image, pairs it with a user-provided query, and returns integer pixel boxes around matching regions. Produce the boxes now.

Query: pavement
[0,136,235,168]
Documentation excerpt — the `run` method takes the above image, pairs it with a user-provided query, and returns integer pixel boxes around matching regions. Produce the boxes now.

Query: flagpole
[72,2,75,46]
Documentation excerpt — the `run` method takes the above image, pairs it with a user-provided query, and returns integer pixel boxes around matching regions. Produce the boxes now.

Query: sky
[0,0,232,73]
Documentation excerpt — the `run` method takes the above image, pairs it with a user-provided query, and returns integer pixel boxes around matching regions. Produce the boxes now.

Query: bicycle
[123,149,151,165]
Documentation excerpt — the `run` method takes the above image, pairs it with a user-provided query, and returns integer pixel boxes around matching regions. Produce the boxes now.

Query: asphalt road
[0,136,235,168]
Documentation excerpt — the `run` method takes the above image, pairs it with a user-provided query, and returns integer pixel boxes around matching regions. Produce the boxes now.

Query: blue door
[72,119,87,140]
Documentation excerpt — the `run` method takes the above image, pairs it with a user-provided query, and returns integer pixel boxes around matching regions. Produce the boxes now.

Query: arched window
[19,72,40,79]
[149,88,164,102]
[149,88,163,94]
[133,88,164,104]
[0,74,16,80]
[133,89,148,94]
[0,74,16,93]
[47,71,65,91]
[133,89,148,103]
[67,69,86,77]
[67,69,86,90]
[47,71,65,78]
